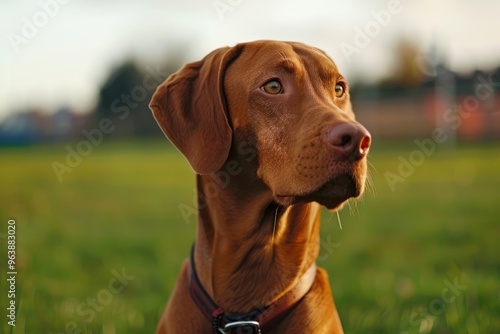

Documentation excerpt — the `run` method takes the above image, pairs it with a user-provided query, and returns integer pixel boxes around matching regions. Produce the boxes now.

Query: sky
[1,0,500,120]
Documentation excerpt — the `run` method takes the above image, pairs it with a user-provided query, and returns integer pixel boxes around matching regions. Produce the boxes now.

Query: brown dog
[150,40,371,333]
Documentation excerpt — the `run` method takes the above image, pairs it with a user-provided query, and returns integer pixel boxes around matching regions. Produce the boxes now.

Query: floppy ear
[149,46,241,174]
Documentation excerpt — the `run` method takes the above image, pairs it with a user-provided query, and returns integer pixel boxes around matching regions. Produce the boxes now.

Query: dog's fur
[150,40,371,333]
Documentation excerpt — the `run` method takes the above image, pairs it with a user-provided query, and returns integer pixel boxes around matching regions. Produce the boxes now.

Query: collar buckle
[220,320,261,334]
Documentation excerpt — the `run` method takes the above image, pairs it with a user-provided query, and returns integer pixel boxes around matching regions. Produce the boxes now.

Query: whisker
[272,206,279,244]
[348,199,360,217]
[366,159,377,197]
[336,210,343,230]
[367,159,377,172]
[347,200,353,216]
[326,209,335,225]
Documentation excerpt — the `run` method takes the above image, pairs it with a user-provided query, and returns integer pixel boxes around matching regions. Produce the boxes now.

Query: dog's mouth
[275,172,364,210]
[308,173,361,209]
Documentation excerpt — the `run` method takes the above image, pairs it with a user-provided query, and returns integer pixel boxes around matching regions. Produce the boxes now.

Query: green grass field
[1,140,499,333]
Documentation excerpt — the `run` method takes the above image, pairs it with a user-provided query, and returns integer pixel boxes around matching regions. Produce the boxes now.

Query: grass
[0,139,499,333]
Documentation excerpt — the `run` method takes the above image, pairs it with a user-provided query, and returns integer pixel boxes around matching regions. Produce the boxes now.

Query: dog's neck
[194,173,321,313]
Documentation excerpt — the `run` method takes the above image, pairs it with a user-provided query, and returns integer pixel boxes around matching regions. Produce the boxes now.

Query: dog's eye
[262,80,283,95]
[334,83,345,98]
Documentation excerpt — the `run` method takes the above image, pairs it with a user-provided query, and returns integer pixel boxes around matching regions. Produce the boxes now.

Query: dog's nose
[326,122,371,160]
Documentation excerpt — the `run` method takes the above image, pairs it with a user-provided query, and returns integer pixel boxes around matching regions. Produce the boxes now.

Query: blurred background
[1,0,499,333]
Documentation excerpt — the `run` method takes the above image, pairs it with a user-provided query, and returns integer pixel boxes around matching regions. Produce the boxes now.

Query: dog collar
[188,244,317,334]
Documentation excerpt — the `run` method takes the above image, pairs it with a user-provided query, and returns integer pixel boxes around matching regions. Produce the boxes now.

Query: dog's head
[150,40,371,210]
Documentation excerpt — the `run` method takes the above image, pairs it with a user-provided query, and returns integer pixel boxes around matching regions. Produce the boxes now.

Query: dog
[150,40,371,333]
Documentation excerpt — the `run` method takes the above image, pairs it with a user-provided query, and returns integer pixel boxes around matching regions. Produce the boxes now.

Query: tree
[93,47,188,138]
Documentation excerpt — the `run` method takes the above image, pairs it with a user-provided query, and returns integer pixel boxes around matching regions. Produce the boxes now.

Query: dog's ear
[150,46,242,174]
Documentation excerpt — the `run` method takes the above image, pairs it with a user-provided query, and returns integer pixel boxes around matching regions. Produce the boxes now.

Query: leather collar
[188,244,317,333]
